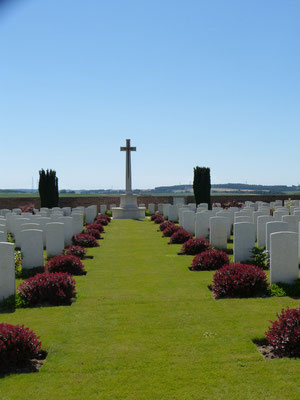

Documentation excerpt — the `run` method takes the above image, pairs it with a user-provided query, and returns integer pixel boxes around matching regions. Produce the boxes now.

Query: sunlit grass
[1,219,299,400]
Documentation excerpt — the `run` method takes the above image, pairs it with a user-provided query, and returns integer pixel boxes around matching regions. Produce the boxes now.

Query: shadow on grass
[0,299,15,314]
[0,350,48,378]
[16,267,44,280]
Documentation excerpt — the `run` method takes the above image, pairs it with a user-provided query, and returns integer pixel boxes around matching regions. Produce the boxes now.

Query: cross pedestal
[112,139,145,219]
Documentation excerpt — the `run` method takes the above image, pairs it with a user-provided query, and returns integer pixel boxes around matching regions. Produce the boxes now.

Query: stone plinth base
[112,207,145,219]
[112,194,145,219]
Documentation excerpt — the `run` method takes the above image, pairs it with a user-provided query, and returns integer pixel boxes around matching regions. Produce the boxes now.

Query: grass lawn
[1,219,299,400]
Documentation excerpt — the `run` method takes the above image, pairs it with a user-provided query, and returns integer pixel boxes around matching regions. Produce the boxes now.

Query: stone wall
[1,194,300,211]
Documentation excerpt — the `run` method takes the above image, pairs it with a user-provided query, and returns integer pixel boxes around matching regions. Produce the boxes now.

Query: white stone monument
[112,139,145,219]
[233,222,255,263]
[209,217,228,250]
[270,232,299,284]
[20,229,44,269]
[46,222,65,257]
[0,242,15,300]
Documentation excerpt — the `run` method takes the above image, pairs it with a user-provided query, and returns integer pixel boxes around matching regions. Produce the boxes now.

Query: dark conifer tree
[38,169,59,208]
[193,166,211,209]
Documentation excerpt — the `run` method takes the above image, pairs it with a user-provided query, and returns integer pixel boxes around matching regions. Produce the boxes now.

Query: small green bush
[268,280,300,298]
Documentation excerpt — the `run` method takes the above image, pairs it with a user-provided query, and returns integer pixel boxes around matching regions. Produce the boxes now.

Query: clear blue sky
[1,0,300,189]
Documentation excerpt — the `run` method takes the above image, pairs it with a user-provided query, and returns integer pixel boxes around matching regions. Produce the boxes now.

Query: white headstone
[72,213,84,235]
[168,205,178,222]
[0,242,15,300]
[195,213,210,238]
[163,204,171,219]
[158,203,164,214]
[233,222,255,263]
[0,223,7,237]
[209,217,227,250]
[257,215,273,248]
[266,221,289,251]
[58,216,73,247]
[20,229,44,269]
[270,232,299,284]
[148,203,155,215]
[282,215,300,233]
[216,211,231,239]
[100,205,107,214]
[182,211,195,235]
[273,209,289,221]
[35,217,51,247]
[0,231,6,241]
[85,205,97,224]
[235,216,253,223]
[62,207,72,216]
[14,218,31,248]
[46,222,65,257]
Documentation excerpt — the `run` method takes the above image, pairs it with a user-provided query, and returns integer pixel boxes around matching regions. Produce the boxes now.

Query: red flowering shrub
[85,228,102,239]
[86,222,104,233]
[159,221,173,231]
[64,245,86,259]
[72,233,99,247]
[211,263,268,298]
[162,224,180,237]
[181,238,211,255]
[154,215,164,224]
[97,214,111,223]
[17,272,76,306]
[95,216,109,225]
[221,200,244,209]
[191,249,229,271]
[45,254,86,275]
[151,214,162,221]
[169,229,193,244]
[19,203,35,214]
[265,307,300,357]
[0,323,42,372]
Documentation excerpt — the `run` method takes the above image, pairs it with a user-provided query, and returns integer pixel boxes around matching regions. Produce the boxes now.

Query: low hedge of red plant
[180,238,211,255]
[17,272,76,306]
[86,222,104,233]
[95,216,110,225]
[159,221,173,231]
[191,249,229,271]
[265,307,300,358]
[65,245,86,259]
[162,224,180,237]
[0,323,42,372]
[219,200,244,209]
[151,213,163,222]
[153,215,164,224]
[85,228,102,240]
[19,203,35,214]
[45,254,86,275]
[169,229,193,244]
[211,263,268,299]
[72,233,99,247]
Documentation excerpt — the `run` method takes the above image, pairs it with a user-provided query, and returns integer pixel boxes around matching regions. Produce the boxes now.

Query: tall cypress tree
[193,166,211,209]
[38,169,59,208]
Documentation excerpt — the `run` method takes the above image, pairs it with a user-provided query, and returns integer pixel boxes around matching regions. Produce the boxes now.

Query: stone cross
[120,139,136,194]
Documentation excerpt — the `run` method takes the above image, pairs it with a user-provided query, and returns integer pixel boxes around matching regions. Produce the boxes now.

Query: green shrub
[268,280,300,297]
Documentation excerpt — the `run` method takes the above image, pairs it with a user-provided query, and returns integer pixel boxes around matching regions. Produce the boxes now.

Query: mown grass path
[1,219,300,399]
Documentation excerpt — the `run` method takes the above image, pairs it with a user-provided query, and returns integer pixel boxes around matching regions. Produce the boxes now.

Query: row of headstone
[0,205,92,300]
[173,201,299,286]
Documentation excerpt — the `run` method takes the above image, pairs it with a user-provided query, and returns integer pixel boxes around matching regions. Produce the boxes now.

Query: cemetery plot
[0,207,299,399]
